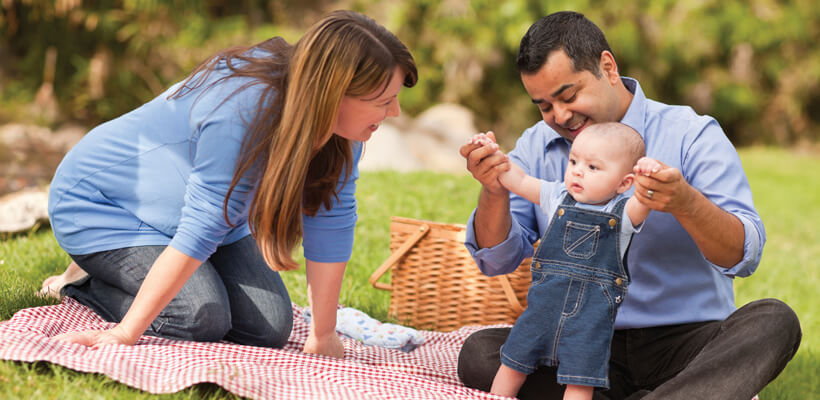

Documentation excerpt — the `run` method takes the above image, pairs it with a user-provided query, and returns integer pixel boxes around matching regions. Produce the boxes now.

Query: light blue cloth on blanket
[303,307,425,352]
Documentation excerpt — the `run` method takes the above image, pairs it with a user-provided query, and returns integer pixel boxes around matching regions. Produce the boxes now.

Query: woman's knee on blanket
[157,298,233,342]
[229,298,293,348]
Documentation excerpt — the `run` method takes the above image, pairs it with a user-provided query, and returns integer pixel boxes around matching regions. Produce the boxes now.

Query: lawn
[0,146,817,399]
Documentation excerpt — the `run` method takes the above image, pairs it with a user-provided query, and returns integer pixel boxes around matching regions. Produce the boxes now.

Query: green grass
[0,147,817,399]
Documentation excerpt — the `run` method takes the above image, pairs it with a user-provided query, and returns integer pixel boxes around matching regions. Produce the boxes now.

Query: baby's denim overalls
[500,194,631,388]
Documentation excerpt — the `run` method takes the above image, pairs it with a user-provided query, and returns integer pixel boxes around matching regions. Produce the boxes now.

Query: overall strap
[610,196,629,222]
[611,196,632,278]
[560,193,577,206]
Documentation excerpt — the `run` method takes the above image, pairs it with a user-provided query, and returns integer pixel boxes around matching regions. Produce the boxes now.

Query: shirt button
[558,208,565,216]
[615,277,623,286]
[609,218,617,228]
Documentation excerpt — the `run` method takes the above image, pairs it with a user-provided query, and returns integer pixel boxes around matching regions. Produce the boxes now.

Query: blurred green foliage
[1,0,818,146]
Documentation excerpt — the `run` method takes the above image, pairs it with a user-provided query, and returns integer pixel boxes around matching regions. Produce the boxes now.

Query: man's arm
[460,132,513,249]
[473,188,513,249]
[633,161,744,268]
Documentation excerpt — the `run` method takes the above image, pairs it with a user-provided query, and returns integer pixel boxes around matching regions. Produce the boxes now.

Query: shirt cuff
[169,231,213,262]
[465,210,533,276]
[302,224,355,263]
[711,213,763,277]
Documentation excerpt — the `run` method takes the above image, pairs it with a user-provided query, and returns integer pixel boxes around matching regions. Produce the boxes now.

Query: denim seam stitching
[531,264,624,283]
[563,221,600,260]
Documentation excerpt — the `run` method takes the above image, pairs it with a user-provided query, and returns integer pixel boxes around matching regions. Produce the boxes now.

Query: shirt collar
[544,76,647,151]
[619,77,648,141]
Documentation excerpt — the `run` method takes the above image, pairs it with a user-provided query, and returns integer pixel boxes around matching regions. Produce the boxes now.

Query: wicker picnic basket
[369,216,533,332]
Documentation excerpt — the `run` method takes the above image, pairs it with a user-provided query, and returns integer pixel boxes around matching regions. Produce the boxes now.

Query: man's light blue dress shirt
[465,78,765,329]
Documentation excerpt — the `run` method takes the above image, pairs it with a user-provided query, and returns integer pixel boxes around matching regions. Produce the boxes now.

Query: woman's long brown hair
[172,10,417,270]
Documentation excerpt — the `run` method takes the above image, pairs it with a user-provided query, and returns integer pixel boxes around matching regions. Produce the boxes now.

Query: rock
[406,130,468,173]
[0,123,84,196]
[406,103,477,173]
[358,122,423,172]
[0,187,50,233]
[51,124,86,152]
[413,102,477,147]
[0,123,84,153]
[358,103,477,174]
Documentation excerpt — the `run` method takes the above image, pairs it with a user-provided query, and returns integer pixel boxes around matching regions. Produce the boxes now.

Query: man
[457,11,801,400]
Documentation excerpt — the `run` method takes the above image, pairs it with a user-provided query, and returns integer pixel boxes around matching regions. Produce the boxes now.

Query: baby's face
[563,134,632,205]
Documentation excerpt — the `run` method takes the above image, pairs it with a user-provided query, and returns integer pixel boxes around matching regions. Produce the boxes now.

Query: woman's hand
[303,331,344,359]
[54,324,139,348]
[304,259,346,358]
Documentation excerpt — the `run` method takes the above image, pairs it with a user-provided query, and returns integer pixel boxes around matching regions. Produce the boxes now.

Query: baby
[471,122,663,400]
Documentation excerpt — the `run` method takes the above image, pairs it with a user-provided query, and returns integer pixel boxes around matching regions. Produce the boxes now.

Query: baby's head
[564,122,645,205]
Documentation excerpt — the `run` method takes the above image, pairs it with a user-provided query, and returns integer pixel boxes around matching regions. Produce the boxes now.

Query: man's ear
[599,51,620,85]
[616,173,635,194]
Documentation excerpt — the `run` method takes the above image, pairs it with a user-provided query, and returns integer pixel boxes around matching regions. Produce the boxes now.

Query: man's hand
[460,131,510,195]
[460,131,514,249]
[633,158,697,216]
[633,158,744,267]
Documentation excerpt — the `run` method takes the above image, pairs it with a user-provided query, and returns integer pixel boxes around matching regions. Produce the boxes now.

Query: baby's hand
[468,132,495,147]
[634,157,663,176]
[468,132,504,157]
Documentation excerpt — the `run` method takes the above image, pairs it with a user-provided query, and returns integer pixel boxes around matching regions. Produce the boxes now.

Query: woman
[42,10,417,358]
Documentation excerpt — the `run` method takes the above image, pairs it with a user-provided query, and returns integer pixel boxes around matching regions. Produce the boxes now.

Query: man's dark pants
[457,299,801,400]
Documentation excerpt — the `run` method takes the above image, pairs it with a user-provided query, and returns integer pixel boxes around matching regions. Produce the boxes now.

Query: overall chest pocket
[563,221,600,259]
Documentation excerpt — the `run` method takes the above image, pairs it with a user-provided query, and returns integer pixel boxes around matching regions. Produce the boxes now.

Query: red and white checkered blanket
[0,298,505,399]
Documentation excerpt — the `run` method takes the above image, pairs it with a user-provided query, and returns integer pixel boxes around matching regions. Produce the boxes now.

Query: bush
[1,0,817,145]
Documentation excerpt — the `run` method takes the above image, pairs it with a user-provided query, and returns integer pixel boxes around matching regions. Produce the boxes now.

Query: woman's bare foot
[37,261,88,299]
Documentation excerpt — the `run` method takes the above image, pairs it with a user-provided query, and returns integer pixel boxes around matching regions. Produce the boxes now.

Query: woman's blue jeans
[63,235,293,348]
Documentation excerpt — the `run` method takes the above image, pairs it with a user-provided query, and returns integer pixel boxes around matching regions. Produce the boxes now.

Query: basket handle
[369,223,431,291]
[496,274,525,314]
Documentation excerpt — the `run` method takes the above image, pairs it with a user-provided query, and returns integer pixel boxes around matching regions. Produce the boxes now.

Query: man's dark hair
[516,11,613,77]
